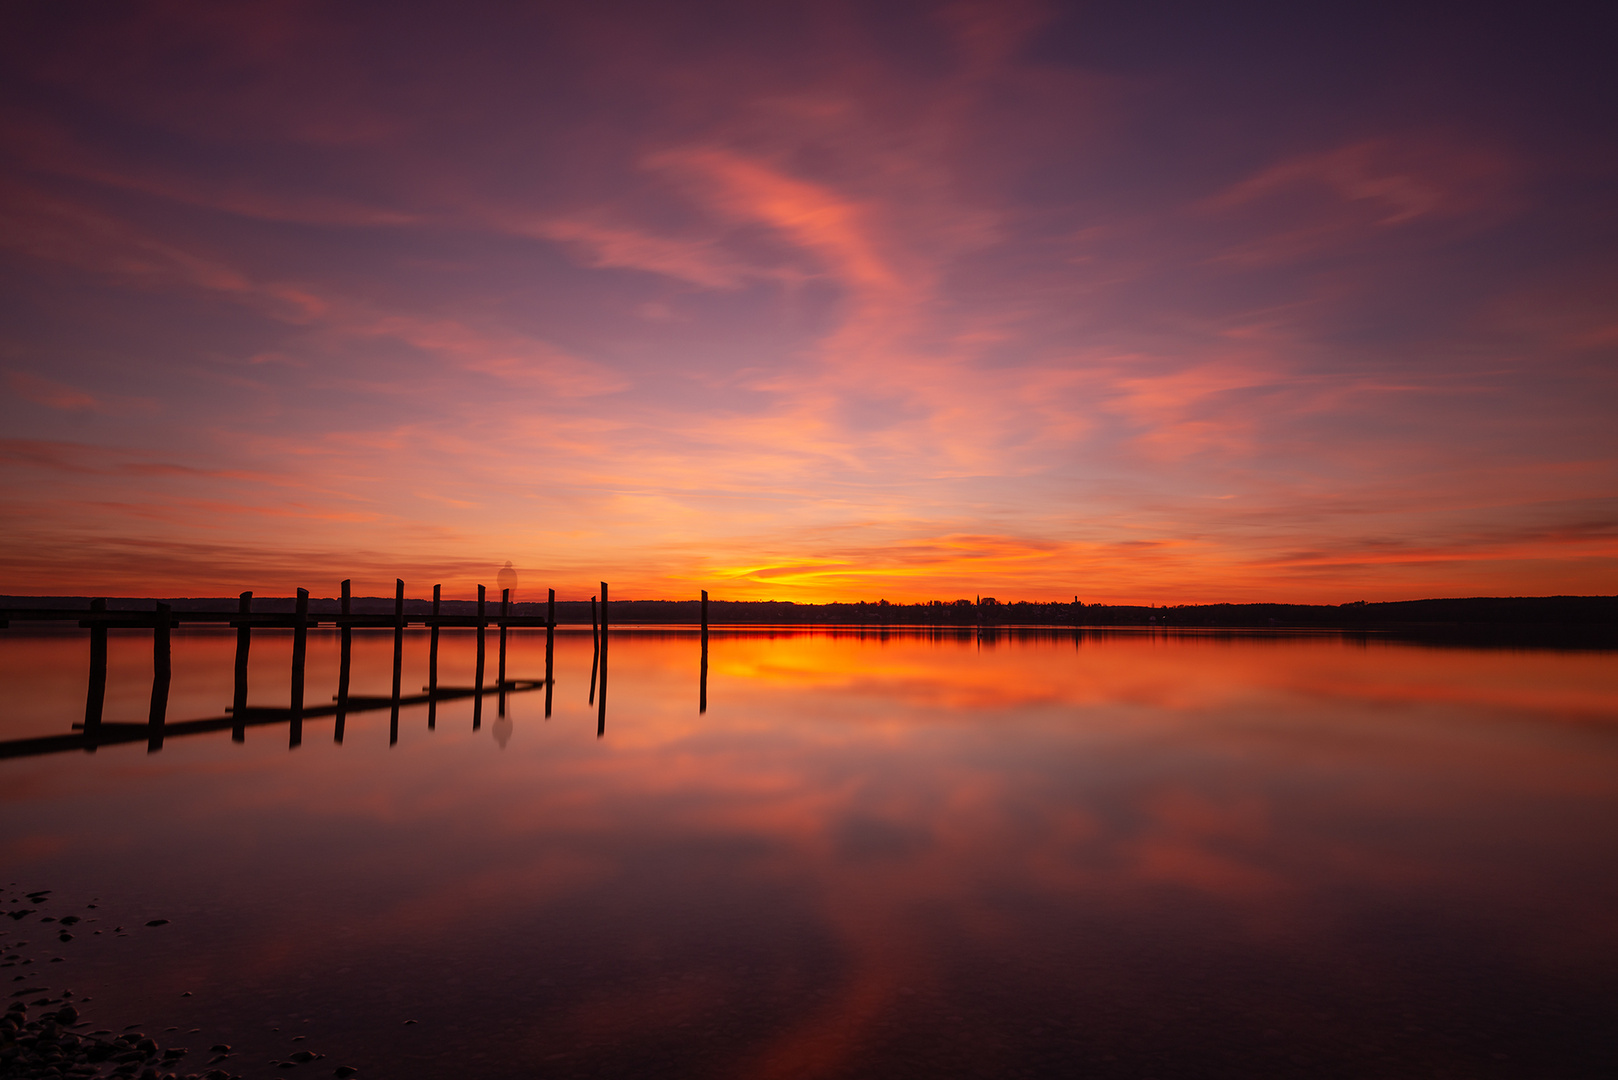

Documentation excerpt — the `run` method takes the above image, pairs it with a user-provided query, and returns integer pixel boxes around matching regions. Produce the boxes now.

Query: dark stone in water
[208,1045,231,1053]
[57,917,79,927]
[55,1007,77,1025]
[143,921,168,928]
[58,933,73,943]
[290,1050,318,1062]
[333,1068,358,1078]
[7,910,36,920]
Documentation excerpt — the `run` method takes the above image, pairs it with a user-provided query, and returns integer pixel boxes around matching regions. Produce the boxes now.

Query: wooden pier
[0,578,718,759]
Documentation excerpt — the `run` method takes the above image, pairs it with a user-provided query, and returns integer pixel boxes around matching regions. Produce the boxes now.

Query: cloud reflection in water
[1,628,1615,1077]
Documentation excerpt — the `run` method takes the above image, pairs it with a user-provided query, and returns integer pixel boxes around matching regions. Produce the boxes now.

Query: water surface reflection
[2,629,1615,1078]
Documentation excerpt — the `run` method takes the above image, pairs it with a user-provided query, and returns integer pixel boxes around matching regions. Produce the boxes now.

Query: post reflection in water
[498,587,510,718]
[588,595,598,707]
[230,592,249,743]
[428,584,441,730]
[289,588,308,749]
[596,581,608,737]
[2,628,1617,1080]
[334,581,352,744]
[544,588,555,720]
[388,578,404,747]
[145,601,170,752]
[473,584,486,732]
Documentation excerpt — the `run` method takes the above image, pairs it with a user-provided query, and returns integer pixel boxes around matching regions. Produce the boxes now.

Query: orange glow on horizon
[1,4,1614,602]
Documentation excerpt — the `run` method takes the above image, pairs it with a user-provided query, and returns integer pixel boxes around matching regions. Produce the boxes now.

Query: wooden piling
[597,581,608,737]
[148,602,171,752]
[335,580,351,744]
[700,589,708,715]
[232,591,251,742]
[290,587,308,748]
[84,598,107,743]
[474,584,485,731]
[545,587,555,718]
[390,578,404,745]
[498,587,510,716]
[588,595,599,706]
[428,584,441,730]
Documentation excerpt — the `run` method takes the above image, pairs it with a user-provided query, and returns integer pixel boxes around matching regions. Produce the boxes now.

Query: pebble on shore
[0,998,244,1080]
[3,887,358,1080]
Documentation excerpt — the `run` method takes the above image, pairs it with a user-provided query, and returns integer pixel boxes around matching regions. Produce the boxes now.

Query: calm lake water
[2,627,1616,1079]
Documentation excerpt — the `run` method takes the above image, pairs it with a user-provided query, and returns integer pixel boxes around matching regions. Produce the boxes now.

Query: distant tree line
[9,593,1613,641]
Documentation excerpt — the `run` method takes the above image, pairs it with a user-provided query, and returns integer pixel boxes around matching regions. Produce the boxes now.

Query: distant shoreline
[4,593,1613,639]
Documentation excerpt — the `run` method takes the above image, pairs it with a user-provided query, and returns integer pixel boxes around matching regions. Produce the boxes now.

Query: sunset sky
[2,1,1614,603]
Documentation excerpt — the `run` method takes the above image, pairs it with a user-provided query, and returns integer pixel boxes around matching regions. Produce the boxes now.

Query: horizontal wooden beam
[1,679,550,760]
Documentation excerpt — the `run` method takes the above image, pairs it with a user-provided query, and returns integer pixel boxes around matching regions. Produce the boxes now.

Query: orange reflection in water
[2,629,1617,1079]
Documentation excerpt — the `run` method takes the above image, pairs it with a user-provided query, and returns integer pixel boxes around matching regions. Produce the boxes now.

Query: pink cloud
[6,371,106,412]
[1199,137,1518,264]
[514,215,754,289]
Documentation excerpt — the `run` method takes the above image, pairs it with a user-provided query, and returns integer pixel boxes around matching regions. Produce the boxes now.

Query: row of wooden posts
[0,583,715,759]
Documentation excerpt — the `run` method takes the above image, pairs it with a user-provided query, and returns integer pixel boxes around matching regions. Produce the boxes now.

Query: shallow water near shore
[3,627,1617,1079]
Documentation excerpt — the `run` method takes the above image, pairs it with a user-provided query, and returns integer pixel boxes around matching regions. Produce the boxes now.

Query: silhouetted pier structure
[0,576,739,759]
[0,578,576,759]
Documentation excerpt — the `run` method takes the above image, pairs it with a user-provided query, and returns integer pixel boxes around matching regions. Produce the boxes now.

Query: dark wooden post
[597,581,608,737]
[428,584,441,730]
[335,580,351,744]
[147,602,171,752]
[498,587,510,716]
[544,587,555,718]
[84,598,107,744]
[473,584,485,731]
[700,589,708,715]
[588,595,599,706]
[390,578,404,746]
[290,588,308,748]
[232,591,252,741]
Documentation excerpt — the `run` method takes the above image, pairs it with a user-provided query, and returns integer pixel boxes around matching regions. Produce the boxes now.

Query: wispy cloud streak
[0,1,1612,599]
